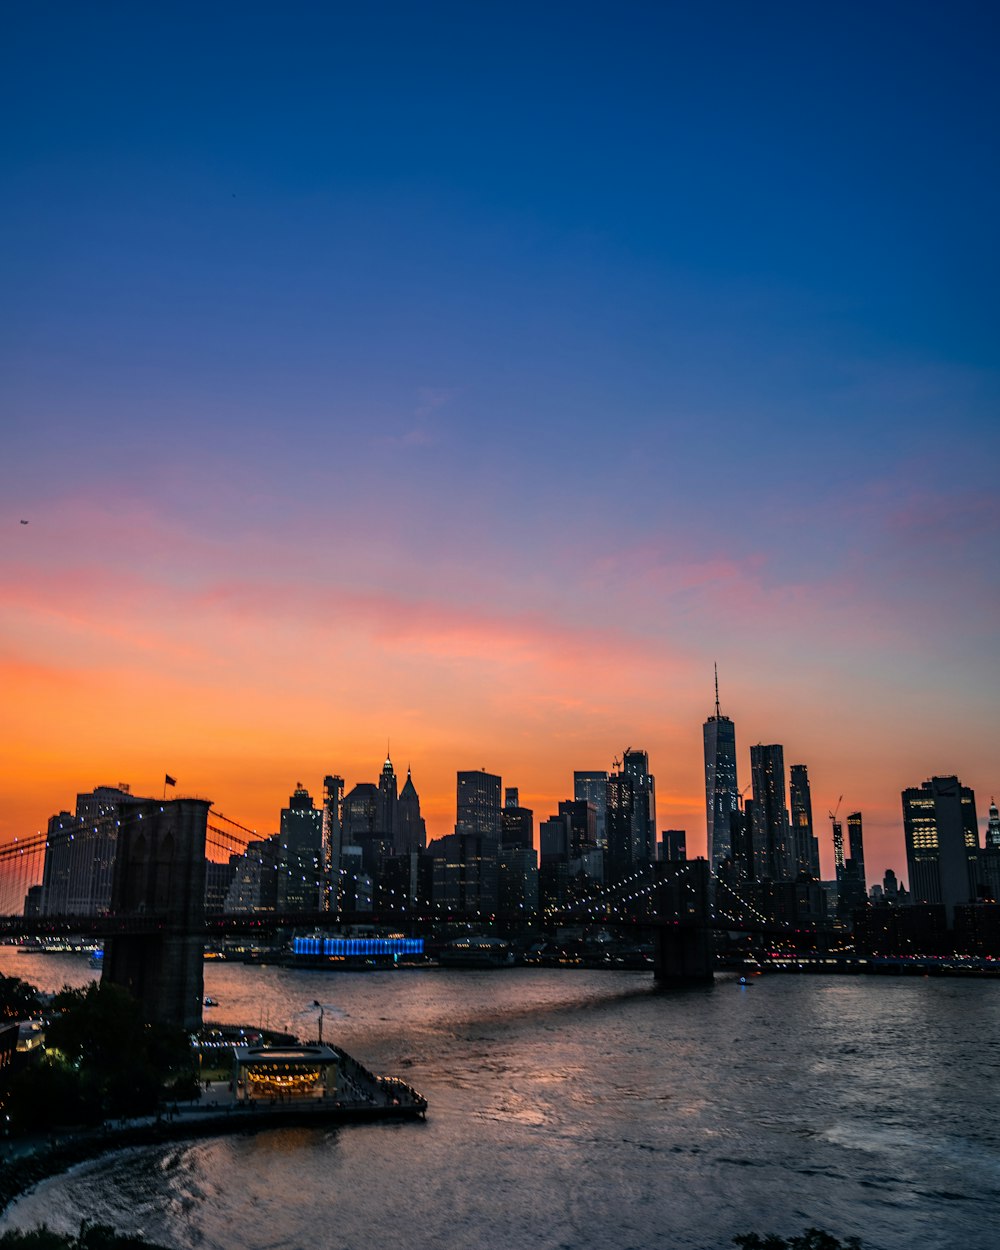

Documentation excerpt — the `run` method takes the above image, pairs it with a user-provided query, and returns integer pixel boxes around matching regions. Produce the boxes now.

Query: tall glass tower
[703,667,738,876]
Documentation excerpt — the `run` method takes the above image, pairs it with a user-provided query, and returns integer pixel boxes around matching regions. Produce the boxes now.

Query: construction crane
[828,795,843,824]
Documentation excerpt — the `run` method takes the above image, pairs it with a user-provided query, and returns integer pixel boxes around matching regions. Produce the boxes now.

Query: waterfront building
[789,764,820,878]
[277,784,324,912]
[574,771,608,846]
[750,744,794,882]
[703,671,738,876]
[902,776,980,922]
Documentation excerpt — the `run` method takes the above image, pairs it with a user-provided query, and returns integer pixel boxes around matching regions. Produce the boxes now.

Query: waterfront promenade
[0,1040,426,1216]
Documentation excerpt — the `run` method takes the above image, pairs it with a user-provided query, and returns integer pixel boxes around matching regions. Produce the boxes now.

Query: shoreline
[0,1096,426,1219]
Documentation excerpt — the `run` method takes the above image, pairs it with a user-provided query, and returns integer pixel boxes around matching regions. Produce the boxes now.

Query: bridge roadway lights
[652,859,715,987]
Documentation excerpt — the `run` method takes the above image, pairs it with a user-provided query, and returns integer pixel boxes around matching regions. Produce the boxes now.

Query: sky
[1,1,998,899]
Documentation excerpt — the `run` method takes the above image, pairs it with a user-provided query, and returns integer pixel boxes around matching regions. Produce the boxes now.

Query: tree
[0,974,40,1022]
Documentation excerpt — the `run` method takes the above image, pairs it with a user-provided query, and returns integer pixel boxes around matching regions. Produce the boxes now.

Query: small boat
[204,997,219,1007]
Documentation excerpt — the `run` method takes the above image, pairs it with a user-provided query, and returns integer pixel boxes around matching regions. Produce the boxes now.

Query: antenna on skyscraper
[714,662,721,718]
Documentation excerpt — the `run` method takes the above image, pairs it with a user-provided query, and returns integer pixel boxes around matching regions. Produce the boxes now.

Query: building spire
[714,662,721,718]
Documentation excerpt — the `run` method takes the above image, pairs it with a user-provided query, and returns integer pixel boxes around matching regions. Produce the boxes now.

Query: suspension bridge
[0,796,834,1024]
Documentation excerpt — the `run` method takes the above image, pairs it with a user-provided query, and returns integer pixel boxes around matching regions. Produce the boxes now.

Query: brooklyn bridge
[0,795,876,1029]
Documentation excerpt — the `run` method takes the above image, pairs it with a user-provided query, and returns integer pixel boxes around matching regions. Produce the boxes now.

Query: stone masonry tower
[102,797,210,1030]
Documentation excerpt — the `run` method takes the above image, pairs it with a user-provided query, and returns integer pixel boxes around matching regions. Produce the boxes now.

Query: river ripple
[2,951,998,1250]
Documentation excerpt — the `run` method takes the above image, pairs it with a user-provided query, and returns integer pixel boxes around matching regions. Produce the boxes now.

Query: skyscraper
[277,783,324,912]
[840,811,868,913]
[395,767,427,855]
[750,744,794,882]
[623,748,656,864]
[704,669,739,876]
[573,771,608,847]
[457,770,502,838]
[605,767,635,882]
[455,769,502,912]
[902,776,980,921]
[376,752,398,849]
[986,798,1000,851]
[789,764,820,878]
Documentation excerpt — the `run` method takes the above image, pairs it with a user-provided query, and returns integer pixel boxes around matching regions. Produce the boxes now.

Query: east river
[2,951,999,1250]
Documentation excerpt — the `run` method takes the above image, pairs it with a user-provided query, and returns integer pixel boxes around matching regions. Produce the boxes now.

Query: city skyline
[2,3,997,893]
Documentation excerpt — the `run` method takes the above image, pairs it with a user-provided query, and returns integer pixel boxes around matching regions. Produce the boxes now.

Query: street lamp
[312,999,324,1044]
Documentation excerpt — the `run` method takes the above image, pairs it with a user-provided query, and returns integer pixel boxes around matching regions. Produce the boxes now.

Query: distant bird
[19,519,28,525]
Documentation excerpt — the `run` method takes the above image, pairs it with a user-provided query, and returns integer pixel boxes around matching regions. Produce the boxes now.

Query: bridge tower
[652,857,714,986]
[102,797,210,1030]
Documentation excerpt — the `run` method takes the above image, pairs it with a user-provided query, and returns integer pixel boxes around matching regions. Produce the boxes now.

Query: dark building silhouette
[789,764,820,878]
[343,782,381,876]
[376,753,398,849]
[605,767,635,882]
[395,767,427,855]
[903,776,980,922]
[223,835,279,913]
[703,670,738,876]
[277,784,323,912]
[322,774,344,910]
[501,803,534,851]
[660,830,687,862]
[839,811,868,913]
[103,797,210,1030]
[558,800,597,857]
[574,771,608,847]
[623,748,656,864]
[750,744,793,881]
[41,784,146,916]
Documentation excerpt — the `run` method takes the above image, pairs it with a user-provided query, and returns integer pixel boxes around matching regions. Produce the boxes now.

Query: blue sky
[2,1,998,876]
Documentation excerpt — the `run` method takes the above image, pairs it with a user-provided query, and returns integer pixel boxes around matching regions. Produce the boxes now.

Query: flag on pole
[164,774,177,787]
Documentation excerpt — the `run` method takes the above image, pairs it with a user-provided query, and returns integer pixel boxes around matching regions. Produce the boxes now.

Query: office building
[457,770,502,838]
[395,767,427,855]
[704,671,739,875]
[902,776,980,922]
[605,767,635,881]
[376,753,398,851]
[623,748,656,864]
[277,784,324,912]
[41,784,146,916]
[501,803,534,850]
[660,830,687,862]
[789,764,820,878]
[574,771,608,846]
[750,744,794,882]
[558,799,597,857]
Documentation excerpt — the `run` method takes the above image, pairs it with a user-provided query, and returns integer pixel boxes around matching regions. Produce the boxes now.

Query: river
[2,950,999,1250]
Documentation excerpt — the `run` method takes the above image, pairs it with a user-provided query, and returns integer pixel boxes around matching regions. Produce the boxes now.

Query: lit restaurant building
[232,1044,339,1102]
